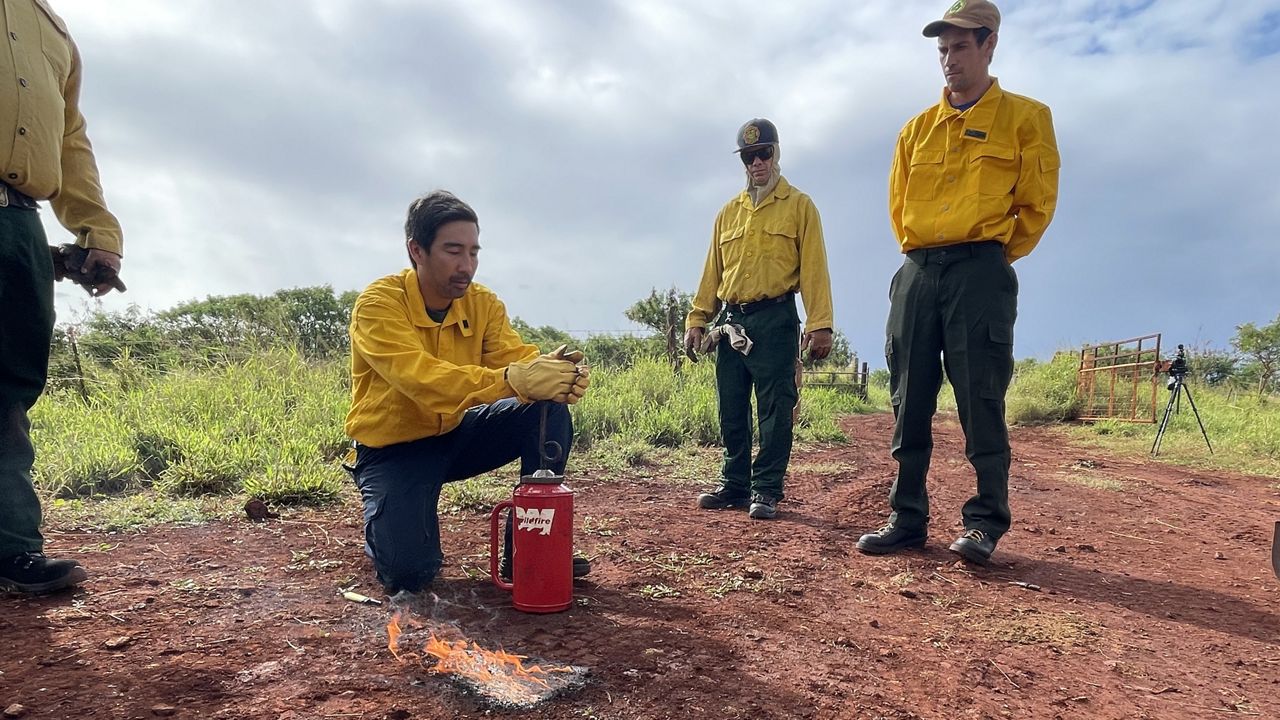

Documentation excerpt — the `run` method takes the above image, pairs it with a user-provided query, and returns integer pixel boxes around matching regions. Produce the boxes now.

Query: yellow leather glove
[507,357,578,402]
[545,344,586,364]
[554,365,591,404]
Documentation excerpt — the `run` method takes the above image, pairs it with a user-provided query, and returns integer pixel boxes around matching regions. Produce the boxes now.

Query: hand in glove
[544,344,586,364]
[50,244,126,296]
[507,356,578,402]
[554,365,591,404]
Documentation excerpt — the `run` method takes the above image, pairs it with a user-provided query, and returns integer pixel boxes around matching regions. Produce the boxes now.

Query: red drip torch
[489,405,575,613]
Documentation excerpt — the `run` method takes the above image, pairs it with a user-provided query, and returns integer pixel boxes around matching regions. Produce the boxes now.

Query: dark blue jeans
[352,398,571,594]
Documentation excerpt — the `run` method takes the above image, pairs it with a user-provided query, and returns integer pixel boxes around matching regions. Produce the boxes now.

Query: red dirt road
[3,414,1278,719]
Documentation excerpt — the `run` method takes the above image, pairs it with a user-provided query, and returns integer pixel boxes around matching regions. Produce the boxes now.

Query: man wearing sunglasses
[685,118,834,521]
[857,0,1060,564]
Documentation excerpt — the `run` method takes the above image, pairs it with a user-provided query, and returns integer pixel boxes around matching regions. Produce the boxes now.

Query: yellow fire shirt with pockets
[889,79,1060,262]
[346,269,538,447]
[687,176,834,334]
[0,0,122,254]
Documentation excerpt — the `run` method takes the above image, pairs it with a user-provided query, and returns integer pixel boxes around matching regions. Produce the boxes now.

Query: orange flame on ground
[387,612,572,704]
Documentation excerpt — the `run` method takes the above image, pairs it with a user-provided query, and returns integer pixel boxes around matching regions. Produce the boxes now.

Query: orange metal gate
[1077,334,1162,422]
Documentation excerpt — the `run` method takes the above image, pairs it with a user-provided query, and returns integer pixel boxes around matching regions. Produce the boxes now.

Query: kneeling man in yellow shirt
[345,190,590,594]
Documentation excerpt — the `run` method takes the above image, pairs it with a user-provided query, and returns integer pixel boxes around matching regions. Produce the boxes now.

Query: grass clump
[573,356,875,452]
[45,493,236,532]
[1006,353,1081,425]
[1062,474,1129,492]
[962,606,1101,648]
[32,350,350,504]
[32,347,882,525]
[1071,386,1280,477]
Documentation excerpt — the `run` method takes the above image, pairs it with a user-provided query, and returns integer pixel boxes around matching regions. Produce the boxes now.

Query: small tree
[625,287,693,371]
[1231,313,1280,401]
[1188,347,1239,387]
[509,318,573,353]
[804,328,853,370]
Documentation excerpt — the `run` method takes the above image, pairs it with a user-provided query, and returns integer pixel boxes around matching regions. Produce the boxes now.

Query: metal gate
[803,360,870,401]
[1077,333,1162,422]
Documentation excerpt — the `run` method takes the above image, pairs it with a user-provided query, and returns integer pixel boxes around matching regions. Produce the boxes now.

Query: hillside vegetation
[37,287,1280,531]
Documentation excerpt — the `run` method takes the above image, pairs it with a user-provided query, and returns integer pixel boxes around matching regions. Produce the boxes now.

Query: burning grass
[386,612,587,709]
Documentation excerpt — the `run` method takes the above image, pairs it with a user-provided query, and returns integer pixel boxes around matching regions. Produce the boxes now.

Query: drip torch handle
[539,402,562,471]
[490,500,514,591]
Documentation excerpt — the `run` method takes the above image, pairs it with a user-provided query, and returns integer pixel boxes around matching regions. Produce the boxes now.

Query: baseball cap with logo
[734,118,779,153]
[922,0,1001,38]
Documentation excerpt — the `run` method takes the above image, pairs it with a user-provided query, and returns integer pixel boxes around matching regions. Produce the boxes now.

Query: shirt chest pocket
[905,150,945,201]
[969,142,1020,196]
[762,218,799,266]
[35,0,72,87]
[718,225,747,267]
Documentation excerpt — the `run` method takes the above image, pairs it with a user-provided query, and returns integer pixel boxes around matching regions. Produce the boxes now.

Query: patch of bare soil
[3,413,1278,719]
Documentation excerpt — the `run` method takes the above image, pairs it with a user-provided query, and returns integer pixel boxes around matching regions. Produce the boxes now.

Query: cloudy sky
[44,0,1280,366]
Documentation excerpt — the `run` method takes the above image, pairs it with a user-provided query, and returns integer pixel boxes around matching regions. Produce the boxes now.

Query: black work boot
[498,511,591,580]
[697,485,751,510]
[855,523,927,555]
[949,529,997,564]
[747,493,779,520]
[499,551,592,581]
[0,552,87,593]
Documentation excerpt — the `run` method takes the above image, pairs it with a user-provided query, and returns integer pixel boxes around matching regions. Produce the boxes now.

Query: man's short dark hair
[975,27,994,46]
[405,190,479,262]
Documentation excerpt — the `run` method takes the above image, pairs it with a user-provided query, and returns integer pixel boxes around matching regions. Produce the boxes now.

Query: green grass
[32,350,350,504]
[31,350,878,526]
[931,352,1080,425]
[45,492,238,532]
[1067,388,1280,477]
[34,342,1280,537]
[573,356,874,451]
[901,350,1280,478]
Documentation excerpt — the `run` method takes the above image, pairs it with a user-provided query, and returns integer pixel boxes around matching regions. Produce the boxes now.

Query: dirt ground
[3,413,1279,720]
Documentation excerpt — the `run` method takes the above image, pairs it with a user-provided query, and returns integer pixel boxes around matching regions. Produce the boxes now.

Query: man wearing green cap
[685,119,835,521]
[857,0,1060,563]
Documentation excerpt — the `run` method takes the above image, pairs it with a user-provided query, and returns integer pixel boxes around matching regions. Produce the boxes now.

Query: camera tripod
[1150,370,1213,457]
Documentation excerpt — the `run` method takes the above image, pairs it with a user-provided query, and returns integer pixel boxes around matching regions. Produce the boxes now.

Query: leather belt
[726,292,794,316]
[0,181,39,210]
[905,240,1003,265]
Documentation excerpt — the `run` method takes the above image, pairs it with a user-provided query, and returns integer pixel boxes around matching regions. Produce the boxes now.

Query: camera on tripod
[1152,342,1212,456]
[1166,344,1189,390]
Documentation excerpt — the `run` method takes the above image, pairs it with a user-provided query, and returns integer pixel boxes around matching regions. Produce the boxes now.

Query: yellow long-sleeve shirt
[345,269,539,448]
[889,79,1059,262]
[686,176,834,334]
[0,0,122,254]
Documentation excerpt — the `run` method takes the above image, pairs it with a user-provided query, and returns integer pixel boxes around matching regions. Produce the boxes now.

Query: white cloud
[42,0,1280,361]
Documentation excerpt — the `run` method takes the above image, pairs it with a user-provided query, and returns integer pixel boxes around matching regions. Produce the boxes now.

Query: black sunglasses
[739,146,774,165]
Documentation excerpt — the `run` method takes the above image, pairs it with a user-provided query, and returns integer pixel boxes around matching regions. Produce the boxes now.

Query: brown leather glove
[545,344,586,364]
[554,365,591,404]
[50,244,127,293]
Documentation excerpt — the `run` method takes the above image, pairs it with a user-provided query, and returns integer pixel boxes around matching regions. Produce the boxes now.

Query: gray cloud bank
[46,0,1280,364]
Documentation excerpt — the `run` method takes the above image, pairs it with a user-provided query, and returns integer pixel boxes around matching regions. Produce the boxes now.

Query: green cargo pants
[884,241,1016,539]
[715,295,800,500]
[0,206,54,556]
